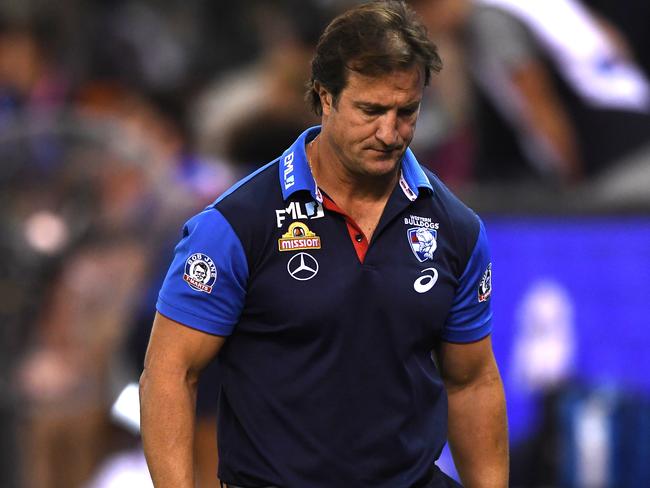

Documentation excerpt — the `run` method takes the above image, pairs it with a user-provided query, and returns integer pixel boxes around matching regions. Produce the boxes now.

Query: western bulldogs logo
[478,263,492,302]
[183,253,217,293]
[407,227,437,262]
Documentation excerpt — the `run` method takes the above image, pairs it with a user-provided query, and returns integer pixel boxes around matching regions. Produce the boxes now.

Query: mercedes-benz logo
[287,252,319,281]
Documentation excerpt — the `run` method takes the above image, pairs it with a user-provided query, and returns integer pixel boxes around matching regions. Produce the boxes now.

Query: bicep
[143,312,226,379]
[434,335,499,391]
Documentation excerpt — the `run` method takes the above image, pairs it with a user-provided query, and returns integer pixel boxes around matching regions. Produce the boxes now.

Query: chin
[363,158,400,177]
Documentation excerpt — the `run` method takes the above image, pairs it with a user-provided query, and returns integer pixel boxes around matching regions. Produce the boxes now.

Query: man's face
[193,265,207,282]
[319,66,424,179]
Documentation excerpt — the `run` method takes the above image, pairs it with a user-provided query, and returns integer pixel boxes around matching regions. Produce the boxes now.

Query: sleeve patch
[183,253,218,293]
[157,208,248,336]
[441,218,493,343]
[478,262,492,303]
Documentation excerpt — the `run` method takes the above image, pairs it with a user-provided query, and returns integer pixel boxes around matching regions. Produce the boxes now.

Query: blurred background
[0,0,648,487]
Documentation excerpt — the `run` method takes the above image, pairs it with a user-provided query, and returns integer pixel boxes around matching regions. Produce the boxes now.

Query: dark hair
[306,0,442,115]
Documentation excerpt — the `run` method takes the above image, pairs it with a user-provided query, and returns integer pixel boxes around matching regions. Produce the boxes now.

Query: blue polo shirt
[157,126,493,487]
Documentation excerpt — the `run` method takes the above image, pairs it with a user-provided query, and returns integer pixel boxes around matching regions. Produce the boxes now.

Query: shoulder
[470,4,530,38]
[468,4,537,65]
[419,166,491,278]
[210,157,282,217]
[187,157,282,239]
[186,158,286,268]
[178,157,283,250]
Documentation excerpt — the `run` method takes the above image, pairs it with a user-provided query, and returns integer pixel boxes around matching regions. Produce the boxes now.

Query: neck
[307,134,400,205]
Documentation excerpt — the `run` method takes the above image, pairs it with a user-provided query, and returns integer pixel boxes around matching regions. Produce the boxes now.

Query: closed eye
[360,106,385,116]
[398,104,420,117]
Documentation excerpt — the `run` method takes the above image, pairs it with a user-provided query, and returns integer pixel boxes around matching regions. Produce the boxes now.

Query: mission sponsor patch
[278,222,321,251]
[183,253,217,293]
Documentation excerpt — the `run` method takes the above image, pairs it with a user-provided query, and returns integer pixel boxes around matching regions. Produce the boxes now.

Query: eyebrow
[355,101,388,111]
[354,100,421,111]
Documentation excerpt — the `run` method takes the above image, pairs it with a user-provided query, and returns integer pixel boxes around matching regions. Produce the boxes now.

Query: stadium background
[1,0,649,487]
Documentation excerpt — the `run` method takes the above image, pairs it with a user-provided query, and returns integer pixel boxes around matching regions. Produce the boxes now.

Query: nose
[375,111,400,148]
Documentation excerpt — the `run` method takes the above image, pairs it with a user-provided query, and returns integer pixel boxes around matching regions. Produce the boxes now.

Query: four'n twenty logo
[283,152,295,190]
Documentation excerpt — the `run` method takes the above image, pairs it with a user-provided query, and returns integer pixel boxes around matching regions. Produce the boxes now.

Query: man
[140,2,508,487]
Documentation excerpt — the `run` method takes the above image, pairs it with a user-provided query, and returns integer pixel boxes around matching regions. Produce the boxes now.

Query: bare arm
[435,335,508,488]
[510,59,583,183]
[140,312,226,487]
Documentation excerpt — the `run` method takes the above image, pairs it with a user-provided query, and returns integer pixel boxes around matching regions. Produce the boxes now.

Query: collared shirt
[157,126,493,487]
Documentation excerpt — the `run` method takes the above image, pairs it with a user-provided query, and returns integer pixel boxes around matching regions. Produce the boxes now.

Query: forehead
[340,66,425,104]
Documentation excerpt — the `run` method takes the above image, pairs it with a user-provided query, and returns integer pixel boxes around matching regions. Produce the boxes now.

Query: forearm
[511,62,582,182]
[446,373,509,488]
[140,368,198,487]
[526,99,582,182]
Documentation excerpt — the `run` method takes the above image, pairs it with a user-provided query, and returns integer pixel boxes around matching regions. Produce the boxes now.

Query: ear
[315,81,333,116]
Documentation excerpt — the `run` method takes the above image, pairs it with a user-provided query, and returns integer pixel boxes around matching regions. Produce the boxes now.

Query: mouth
[367,147,402,160]
[368,146,400,154]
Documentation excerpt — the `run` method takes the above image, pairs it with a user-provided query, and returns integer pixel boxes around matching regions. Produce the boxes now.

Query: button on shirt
[157,126,493,488]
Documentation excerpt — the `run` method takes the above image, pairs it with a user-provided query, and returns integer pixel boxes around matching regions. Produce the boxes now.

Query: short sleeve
[442,218,493,343]
[156,207,248,336]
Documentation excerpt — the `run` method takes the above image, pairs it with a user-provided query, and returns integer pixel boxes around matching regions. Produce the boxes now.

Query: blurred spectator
[191,0,330,166]
[0,16,69,119]
[584,0,650,76]
[408,27,476,191]
[0,71,237,486]
[76,82,238,487]
[75,81,236,212]
[507,280,650,487]
[410,0,650,202]
[4,107,153,488]
[17,238,148,488]
[0,15,72,487]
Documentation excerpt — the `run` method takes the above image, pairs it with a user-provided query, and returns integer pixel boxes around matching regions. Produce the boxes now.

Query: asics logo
[414,267,438,293]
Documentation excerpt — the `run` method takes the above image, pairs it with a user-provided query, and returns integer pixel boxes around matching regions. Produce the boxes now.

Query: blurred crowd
[1,0,649,487]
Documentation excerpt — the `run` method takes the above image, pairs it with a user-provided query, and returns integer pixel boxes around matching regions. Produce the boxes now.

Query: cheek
[350,126,379,149]
[399,119,418,141]
[333,116,369,143]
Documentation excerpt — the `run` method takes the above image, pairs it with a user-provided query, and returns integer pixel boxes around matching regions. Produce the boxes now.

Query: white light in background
[23,211,69,255]
[110,382,141,435]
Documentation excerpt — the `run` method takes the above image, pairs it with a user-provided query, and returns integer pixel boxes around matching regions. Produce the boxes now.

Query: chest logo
[183,253,217,293]
[414,267,438,293]
[287,252,319,281]
[407,227,438,262]
[276,201,324,228]
[278,222,321,251]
